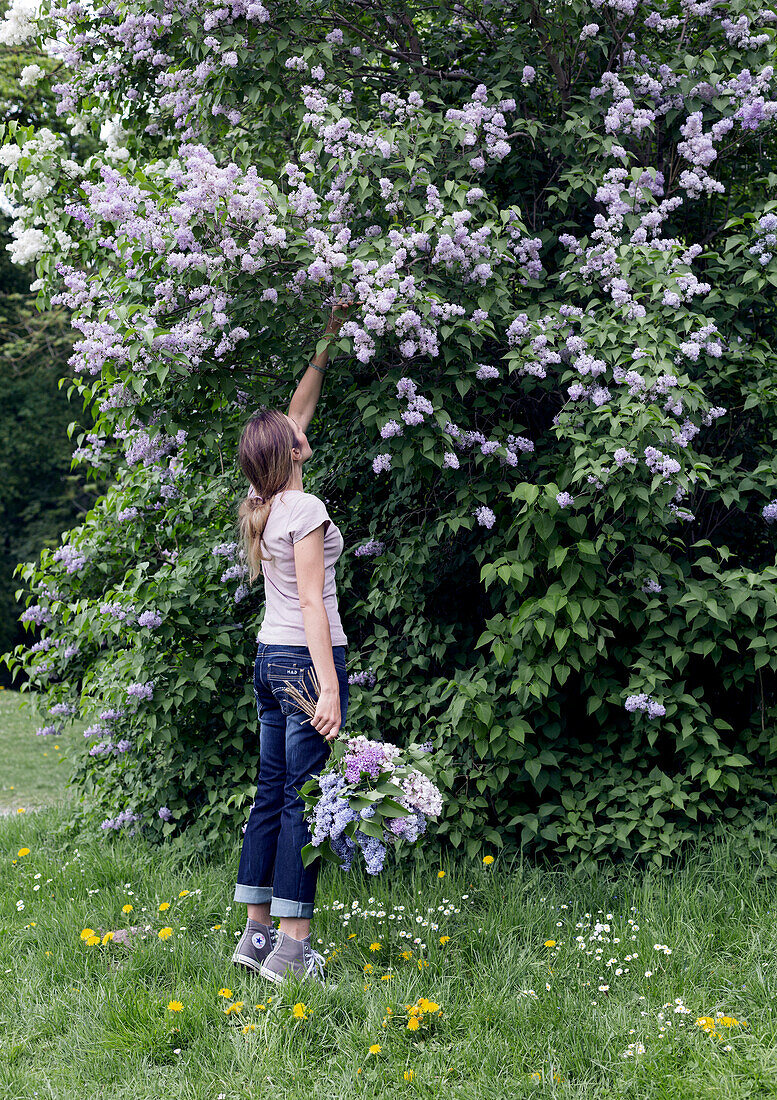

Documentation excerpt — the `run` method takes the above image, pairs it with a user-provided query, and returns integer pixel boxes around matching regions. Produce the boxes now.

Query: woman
[231,302,351,987]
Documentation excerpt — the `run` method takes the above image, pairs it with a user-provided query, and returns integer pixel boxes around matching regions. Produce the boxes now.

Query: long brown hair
[237,407,303,584]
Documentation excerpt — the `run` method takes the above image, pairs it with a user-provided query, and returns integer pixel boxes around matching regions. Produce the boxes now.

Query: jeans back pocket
[265,654,315,717]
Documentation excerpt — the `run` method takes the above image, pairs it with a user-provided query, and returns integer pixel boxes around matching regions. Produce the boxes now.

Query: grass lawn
[2,688,777,1098]
[0,688,87,817]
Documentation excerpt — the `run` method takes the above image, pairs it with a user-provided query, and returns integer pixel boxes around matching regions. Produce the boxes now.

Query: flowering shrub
[299,737,443,873]
[1,0,777,863]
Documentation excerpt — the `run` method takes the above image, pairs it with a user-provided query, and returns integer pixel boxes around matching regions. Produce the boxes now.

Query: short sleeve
[288,494,330,543]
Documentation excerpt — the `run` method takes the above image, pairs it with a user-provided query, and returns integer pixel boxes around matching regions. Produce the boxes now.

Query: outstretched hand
[324,297,361,335]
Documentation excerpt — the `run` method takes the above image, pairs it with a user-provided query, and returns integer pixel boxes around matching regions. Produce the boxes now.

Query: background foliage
[1,0,776,865]
[0,21,102,677]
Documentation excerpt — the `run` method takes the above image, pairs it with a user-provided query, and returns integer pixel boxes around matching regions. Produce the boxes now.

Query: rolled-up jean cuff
[270,896,315,919]
[233,883,273,904]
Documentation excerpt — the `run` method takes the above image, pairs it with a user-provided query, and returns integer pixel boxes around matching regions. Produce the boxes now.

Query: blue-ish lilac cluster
[625,693,666,719]
[354,539,386,557]
[348,668,377,688]
[749,212,777,266]
[100,808,143,832]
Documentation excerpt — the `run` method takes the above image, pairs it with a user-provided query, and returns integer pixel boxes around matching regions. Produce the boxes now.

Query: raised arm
[287,300,351,436]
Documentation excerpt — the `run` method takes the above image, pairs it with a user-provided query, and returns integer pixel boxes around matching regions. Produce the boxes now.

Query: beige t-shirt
[254,489,347,646]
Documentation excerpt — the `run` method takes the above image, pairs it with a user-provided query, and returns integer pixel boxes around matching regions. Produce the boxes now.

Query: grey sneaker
[232,922,277,972]
[259,930,333,987]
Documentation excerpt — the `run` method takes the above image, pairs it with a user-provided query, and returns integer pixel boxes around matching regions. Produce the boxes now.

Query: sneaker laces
[303,942,326,984]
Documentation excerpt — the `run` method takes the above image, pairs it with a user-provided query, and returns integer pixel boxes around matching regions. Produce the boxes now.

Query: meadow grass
[2,687,777,1099]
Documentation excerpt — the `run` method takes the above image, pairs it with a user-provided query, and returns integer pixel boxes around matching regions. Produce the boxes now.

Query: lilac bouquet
[278,667,444,873]
[297,734,444,874]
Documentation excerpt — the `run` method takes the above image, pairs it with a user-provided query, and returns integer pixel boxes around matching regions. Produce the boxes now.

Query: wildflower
[401,950,413,960]
[122,904,133,913]
[17,848,30,857]
[80,928,96,940]
[482,855,494,865]
[364,963,374,973]
[101,931,114,944]
[404,1069,415,1080]
[167,1000,183,1012]
[17,808,25,813]
[292,1002,309,1019]
[438,870,445,878]
[439,935,450,945]
[159,901,171,911]
[178,890,190,897]
[158,927,173,940]
[381,974,394,980]
[242,1023,257,1032]
[544,940,556,947]
[407,1017,420,1030]
[223,1001,244,1015]
[370,942,382,951]
[218,988,233,998]
[369,1043,382,1054]
[84,933,101,945]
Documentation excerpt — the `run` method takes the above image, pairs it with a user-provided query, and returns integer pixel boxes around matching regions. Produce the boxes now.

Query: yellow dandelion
[85,934,101,946]
[158,927,173,940]
[404,1069,415,1081]
[167,1000,183,1012]
[17,847,30,857]
[417,958,429,969]
[364,963,374,973]
[102,931,115,944]
[178,889,190,897]
[218,988,233,998]
[159,901,171,911]
[544,939,557,948]
[122,904,133,913]
[439,935,450,945]
[407,1017,420,1031]
[80,928,96,940]
[212,923,222,930]
[719,1016,740,1027]
[224,1001,244,1015]
[386,1006,393,1015]
[381,974,394,981]
[348,932,357,939]
[17,807,25,813]
[482,854,494,865]
[242,1023,257,1032]
[256,1003,267,1011]
[368,1043,382,1054]
[438,870,445,878]
[292,1002,309,1019]
[369,942,382,951]
[401,949,413,960]
[418,998,440,1014]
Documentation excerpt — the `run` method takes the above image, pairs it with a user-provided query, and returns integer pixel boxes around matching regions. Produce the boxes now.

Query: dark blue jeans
[233,642,349,918]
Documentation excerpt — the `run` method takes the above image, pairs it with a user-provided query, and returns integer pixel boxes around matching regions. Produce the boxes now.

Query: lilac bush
[1,0,776,863]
